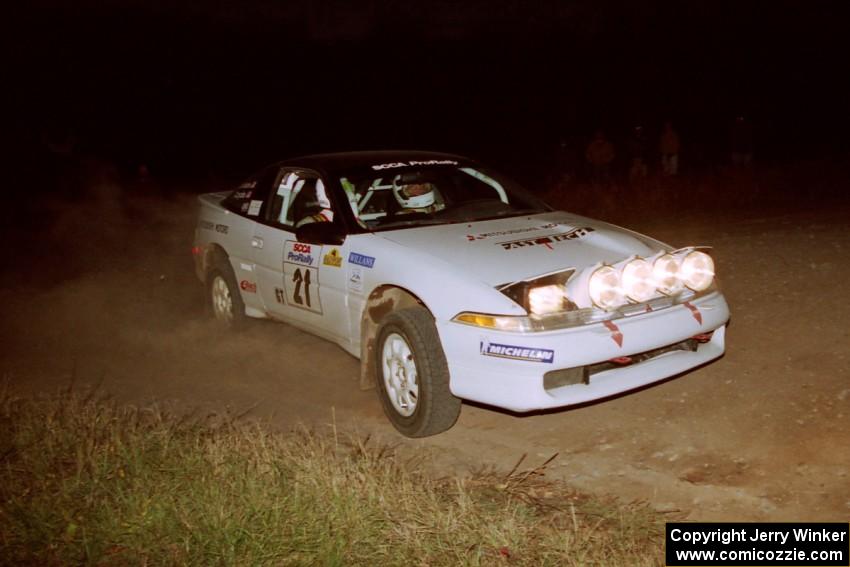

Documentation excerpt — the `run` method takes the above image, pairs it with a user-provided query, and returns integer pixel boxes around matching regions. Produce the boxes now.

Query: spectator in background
[585,130,616,186]
[659,121,680,176]
[627,125,649,181]
[730,115,754,166]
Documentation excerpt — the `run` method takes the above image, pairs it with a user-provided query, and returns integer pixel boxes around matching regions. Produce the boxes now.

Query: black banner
[666,523,849,566]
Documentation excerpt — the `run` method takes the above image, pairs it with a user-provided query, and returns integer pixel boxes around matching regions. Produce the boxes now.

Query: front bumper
[437,291,729,412]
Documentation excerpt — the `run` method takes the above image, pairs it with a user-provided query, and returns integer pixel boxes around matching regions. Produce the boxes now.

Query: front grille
[543,337,702,392]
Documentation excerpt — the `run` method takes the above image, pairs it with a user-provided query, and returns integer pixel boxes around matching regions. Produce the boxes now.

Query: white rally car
[193,151,729,437]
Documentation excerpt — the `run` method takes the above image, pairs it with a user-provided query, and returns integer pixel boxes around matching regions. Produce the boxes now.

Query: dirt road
[2,185,848,521]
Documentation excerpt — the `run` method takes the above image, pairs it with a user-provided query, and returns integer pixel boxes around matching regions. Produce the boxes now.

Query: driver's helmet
[392,177,435,209]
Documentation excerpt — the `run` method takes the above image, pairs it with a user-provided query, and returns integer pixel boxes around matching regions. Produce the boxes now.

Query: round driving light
[621,258,656,302]
[653,254,684,295]
[588,265,624,309]
[680,250,715,291]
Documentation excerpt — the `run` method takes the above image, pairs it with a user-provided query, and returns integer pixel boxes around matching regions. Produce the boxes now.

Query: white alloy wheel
[210,275,234,324]
[374,307,461,437]
[381,332,419,417]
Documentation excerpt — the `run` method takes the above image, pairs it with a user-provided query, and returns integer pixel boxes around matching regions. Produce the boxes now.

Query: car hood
[377,212,666,286]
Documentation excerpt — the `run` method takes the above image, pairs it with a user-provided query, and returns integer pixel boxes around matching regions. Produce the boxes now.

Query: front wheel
[376,306,461,437]
[207,263,247,331]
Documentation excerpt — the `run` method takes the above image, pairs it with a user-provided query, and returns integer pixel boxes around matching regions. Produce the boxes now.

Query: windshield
[339,163,550,230]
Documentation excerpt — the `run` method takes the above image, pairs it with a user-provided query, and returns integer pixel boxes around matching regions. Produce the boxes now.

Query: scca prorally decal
[285,241,320,268]
[371,159,458,170]
[480,341,554,363]
[466,223,558,242]
[349,252,376,268]
[497,227,594,250]
[240,280,257,293]
[287,250,314,265]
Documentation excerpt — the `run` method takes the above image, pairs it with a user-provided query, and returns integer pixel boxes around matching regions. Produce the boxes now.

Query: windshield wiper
[490,208,546,217]
[451,208,547,223]
[372,218,452,229]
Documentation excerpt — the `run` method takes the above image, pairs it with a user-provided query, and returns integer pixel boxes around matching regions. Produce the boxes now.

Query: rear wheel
[207,259,246,330]
[376,306,461,437]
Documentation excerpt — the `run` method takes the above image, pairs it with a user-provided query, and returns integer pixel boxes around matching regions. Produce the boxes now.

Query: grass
[0,387,665,566]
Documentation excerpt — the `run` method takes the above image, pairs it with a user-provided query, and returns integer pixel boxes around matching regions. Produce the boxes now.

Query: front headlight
[680,250,714,291]
[528,284,569,315]
[498,268,575,315]
[588,265,624,309]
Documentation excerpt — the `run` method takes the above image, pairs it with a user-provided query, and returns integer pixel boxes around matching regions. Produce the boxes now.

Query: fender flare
[359,285,428,390]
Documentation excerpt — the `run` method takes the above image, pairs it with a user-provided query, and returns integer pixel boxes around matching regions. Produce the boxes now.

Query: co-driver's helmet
[392,176,435,209]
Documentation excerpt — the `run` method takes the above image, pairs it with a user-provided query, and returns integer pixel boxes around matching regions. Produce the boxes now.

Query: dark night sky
[9,0,850,181]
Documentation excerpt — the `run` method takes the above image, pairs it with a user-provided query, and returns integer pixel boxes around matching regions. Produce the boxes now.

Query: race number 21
[284,266,322,314]
[292,268,312,307]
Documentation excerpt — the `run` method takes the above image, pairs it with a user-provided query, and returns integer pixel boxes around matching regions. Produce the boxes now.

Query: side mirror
[295,222,346,245]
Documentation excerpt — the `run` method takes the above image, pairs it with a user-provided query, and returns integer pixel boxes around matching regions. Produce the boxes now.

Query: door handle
[251,237,264,249]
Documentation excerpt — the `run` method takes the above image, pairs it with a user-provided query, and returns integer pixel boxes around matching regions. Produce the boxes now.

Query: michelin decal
[480,340,554,363]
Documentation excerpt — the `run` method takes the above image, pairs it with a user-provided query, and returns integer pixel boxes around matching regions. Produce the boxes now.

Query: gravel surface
[2,187,848,521]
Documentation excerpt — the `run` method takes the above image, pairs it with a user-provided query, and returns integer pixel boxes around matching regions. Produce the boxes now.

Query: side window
[269,171,336,229]
[222,166,280,217]
[268,171,300,225]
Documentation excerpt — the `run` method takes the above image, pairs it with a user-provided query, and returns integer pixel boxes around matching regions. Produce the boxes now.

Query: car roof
[277,150,473,172]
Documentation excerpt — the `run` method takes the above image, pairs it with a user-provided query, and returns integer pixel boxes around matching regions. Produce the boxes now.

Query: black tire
[206,256,247,331]
[375,306,461,437]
